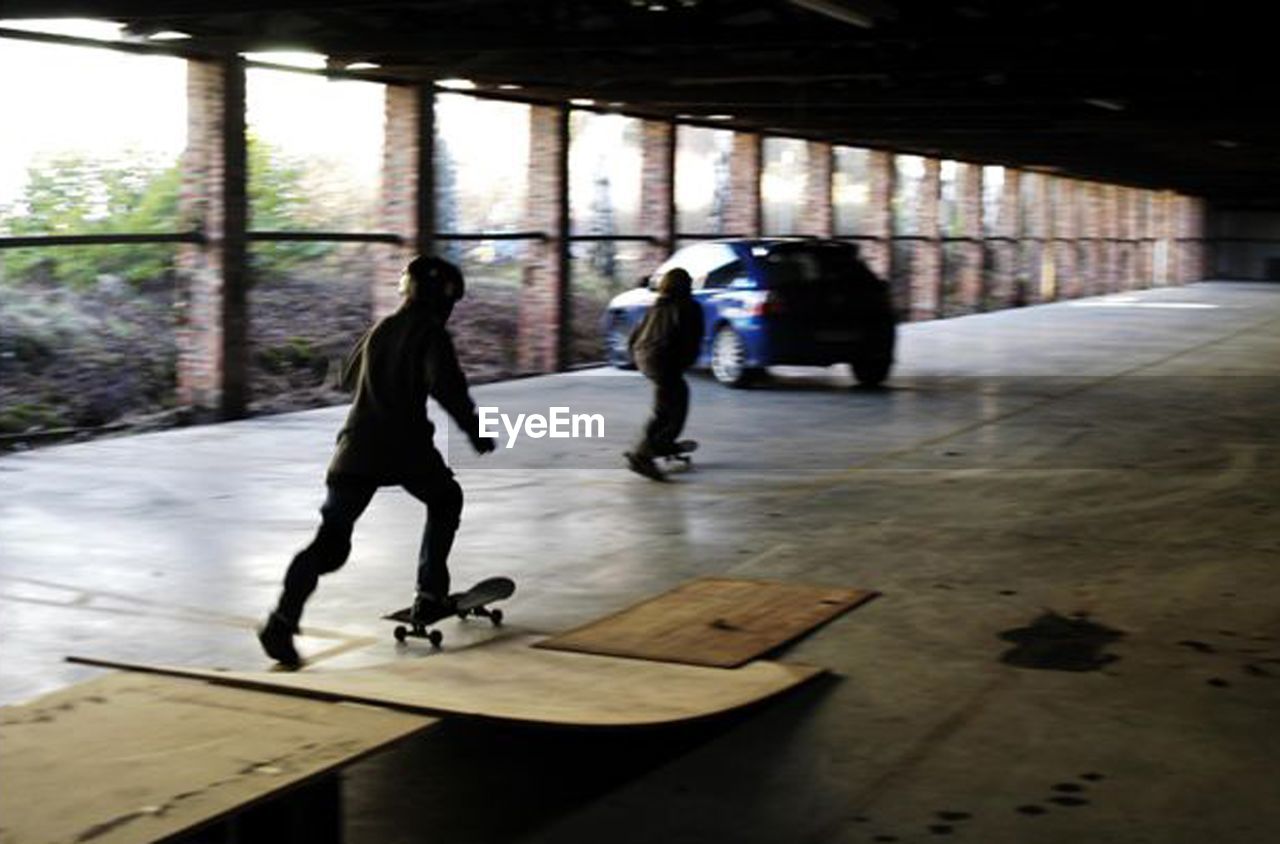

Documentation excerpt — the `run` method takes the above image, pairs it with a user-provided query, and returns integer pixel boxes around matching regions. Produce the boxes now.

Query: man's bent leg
[402,472,463,602]
[274,477,377,628]
[636,375,670,457]
[649,373,687,452]
[666,374,690,445]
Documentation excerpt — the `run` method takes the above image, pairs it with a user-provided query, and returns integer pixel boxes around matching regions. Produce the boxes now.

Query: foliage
[588,170,617,279]
[0,135,348,289]
[246,133,340,279]
[0,152,181,288]
[434,133,464,265]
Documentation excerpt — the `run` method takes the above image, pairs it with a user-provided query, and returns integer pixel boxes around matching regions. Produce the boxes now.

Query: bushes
[0,279,178,436]
[0,137,373,444]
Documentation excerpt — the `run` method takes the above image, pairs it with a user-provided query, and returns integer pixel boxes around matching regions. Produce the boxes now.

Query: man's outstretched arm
[426,331,496,453]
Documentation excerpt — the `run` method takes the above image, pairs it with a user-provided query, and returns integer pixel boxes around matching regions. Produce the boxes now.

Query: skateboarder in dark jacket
[258,255,497,667]
[625,267,704,480]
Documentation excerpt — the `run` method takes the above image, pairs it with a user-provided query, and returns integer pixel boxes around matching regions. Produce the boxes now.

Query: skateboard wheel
[490,608,504,626]
[428,630,443,648]
[393,625,408,643]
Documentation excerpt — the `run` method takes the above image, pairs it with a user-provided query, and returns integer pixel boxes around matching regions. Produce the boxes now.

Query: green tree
[0,152,181,288]
[246,133,337,279]
[0,135,343,289]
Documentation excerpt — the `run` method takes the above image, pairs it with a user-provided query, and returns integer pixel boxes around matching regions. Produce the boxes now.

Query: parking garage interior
[1,2,1279,843]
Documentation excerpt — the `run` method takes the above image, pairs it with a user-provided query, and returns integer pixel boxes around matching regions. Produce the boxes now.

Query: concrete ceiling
[4,0,1276,208]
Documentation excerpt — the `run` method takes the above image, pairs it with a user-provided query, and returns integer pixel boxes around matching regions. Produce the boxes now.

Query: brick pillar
[1177,195,1191,284]
[1092,183,1111,295]
[639,119,676,268]
[1152,191,1170,286]
[863,150,893,279]
[1024,172,1051,302]
[1170,193,1183,285]
[1172,194,1186,285]
[1135,191,1151,288]
[1095,187,1108,292]
[911,158,941,320]
[991,168,1021,308]
[955,162,984,311]
[799,141,834,237]
[1176,195,1199,284]
[1112,185,1128,291]
[1052,178,1081,298]
[1184,195,1198,283]
[1152,189,1172,286]
[1152,190,1172,284]
[377,84,432,318]
[1075,182,1098,296]
[519,104,569,372]
[1074,181,1091,295]
[1113,187,1128,290]
[177,56,248,419]
[1187,197,1206,281]
[1118,187,1138,290]
[1099,184,1118,293]
[1073,181,1089,295]
[724,131,761,237]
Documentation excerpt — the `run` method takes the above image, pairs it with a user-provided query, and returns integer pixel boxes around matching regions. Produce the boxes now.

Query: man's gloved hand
[471,433,497,455]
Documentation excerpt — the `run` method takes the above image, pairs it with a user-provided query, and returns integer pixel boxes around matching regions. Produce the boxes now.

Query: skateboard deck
[383,576,515,648]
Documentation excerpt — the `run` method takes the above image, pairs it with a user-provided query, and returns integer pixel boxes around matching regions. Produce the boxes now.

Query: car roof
[685,238,854,250]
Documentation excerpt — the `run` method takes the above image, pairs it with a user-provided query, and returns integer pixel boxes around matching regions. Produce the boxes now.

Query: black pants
[635,371,689,457]
[274,471,463,627]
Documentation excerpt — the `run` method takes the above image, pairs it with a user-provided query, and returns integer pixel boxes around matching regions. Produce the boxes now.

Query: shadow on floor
[343,672,840,843]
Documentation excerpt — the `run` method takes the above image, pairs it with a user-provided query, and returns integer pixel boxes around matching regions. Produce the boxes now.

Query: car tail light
[751,291,787,317]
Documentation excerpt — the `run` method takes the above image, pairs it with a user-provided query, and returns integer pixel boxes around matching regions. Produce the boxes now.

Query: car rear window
[759,243,863,285]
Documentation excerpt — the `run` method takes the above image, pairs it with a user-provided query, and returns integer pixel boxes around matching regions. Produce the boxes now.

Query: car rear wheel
[851,355,891,387]
[607,317,635,369]
[711,326,757,388]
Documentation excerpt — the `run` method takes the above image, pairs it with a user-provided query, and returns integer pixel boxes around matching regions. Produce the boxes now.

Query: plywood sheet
[0,673,435,844]
[535,577,877,667]
[69,633,823,729]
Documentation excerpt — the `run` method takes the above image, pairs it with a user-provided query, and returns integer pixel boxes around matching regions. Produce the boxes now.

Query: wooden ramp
[69,633,823,729]
[0,672,435,844]
[535,577,877,668]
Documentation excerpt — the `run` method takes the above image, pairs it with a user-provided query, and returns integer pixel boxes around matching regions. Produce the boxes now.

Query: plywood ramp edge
[68,633,823,729]
[0,673,436,844]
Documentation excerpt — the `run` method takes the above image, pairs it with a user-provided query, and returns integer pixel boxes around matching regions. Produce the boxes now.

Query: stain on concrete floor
[997,611,1125,671]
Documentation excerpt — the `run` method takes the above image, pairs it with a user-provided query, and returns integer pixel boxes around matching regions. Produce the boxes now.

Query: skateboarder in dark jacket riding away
[625,267,704,480]
[258,255,497,668]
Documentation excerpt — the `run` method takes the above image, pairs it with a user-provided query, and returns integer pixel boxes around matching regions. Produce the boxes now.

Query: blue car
[603,239,897,387]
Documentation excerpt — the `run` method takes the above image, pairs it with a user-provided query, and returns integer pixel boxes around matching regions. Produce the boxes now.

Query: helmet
[403,255,465,316]
[657,267,692,298]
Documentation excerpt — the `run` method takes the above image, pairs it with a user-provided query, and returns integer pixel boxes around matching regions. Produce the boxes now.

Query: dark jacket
[629,294,704,376]
[327,303,478,482]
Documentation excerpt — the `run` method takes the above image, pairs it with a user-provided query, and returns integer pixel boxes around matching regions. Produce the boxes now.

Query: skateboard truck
[655,439,698,467]
[391,604,506,647]
[384,576,515,649]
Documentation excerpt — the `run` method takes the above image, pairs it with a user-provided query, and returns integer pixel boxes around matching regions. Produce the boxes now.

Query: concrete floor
[2,281,1279,843]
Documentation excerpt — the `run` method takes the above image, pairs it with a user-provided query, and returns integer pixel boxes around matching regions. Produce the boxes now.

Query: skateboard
[383,576,515,648]
[655,439,698,467]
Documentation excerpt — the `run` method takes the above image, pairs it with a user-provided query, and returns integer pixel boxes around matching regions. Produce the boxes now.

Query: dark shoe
[257,612,302,669]
[625,451,667,481]
[411,592,457,626]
